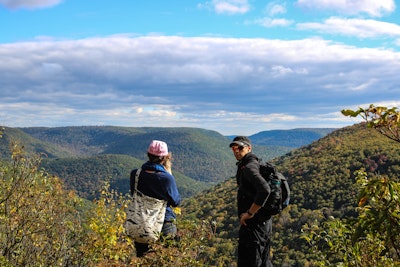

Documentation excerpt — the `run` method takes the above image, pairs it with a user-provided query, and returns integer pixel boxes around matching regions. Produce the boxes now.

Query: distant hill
[0,127,76,158]
[227,128,336,160]
[249,128,336,148]
[182,123,400,265]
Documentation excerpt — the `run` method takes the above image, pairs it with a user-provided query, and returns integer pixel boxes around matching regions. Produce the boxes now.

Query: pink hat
[147,140,169,156]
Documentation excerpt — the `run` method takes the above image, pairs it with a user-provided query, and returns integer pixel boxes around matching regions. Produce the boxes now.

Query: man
[230,136,273,267]
[130,140,181,257]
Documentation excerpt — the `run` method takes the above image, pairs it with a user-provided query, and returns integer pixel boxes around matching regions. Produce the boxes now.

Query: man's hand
[240,204,260,226]
[240,212,253,226]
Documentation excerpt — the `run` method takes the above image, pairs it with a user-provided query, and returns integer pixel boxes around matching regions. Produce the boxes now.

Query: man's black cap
[229,136,251,147]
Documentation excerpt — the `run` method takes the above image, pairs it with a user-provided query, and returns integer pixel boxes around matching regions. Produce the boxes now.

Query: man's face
[231,145,251,160]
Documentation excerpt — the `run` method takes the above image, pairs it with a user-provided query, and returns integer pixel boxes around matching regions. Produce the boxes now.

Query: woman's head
[147,140,171,164]
[148,140,169,156]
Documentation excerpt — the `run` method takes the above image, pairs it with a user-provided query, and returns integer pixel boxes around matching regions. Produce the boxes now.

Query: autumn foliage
[0,140,217,266]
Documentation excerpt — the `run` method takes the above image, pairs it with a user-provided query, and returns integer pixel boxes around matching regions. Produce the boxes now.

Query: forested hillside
[41,154,209,199]
[0,127,75,158]
[17,126,237,183]
[1,126,332,199]
[0,126,237,198]
[182,123,400,266]
[277,123,400,214]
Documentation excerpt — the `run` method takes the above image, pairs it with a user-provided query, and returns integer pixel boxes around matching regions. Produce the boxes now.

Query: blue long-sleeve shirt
[130,161,181,221]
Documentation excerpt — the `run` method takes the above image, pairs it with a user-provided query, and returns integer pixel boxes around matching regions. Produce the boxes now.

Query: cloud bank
[1,36,399,135]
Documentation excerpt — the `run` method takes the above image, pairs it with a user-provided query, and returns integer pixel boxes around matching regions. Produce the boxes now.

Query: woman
[130,140,181,257]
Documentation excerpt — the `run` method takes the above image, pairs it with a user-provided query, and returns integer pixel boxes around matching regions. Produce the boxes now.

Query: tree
[0,141,86,266]
[342,104,400,143]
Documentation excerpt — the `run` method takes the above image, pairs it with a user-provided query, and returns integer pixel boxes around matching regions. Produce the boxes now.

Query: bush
[0,141,86,266]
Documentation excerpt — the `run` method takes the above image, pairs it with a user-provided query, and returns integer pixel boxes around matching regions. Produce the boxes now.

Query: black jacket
[236,152,271,221]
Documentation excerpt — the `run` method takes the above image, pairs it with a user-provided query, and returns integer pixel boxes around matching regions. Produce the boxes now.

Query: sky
[1,0,400,136]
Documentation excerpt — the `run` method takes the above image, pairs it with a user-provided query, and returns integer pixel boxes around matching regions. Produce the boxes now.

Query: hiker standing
[130,140,181,257]
[230,136,273,267]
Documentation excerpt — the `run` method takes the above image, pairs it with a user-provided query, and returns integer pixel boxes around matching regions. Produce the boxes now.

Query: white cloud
[256,2,292,29]
[0,0,62,9]
[132,105,178,118]
[270,65,293,77]
[210,0,250,15]
[266,2,287,16]
[256,18,294,28]
[349,79,378,91]
[298,17,400,38]
[296,0,396,17]
[372,101,400,108]
[270,65,309,77]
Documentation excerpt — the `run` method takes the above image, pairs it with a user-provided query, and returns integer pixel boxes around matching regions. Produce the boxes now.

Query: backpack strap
[134,168,142,192]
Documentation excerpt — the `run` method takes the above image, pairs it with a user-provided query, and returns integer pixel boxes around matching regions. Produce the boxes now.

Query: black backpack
[259,161,290,215]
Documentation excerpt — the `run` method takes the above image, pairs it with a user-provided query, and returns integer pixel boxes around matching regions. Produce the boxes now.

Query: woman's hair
[147,152,164,163]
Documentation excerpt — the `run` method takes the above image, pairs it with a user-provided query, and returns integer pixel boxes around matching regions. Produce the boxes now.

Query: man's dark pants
[238,219,273,267]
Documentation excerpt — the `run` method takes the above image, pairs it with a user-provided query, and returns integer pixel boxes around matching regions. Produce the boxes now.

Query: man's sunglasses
[231,145,245,152]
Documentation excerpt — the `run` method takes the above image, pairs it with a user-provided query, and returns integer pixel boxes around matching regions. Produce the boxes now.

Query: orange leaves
[358,196,367,206]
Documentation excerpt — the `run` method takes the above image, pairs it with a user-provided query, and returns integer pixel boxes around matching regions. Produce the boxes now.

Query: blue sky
[1,0,400,135]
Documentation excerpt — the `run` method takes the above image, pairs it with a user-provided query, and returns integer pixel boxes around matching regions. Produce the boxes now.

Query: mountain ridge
[249,127,336,148]
[1,125,334,200]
